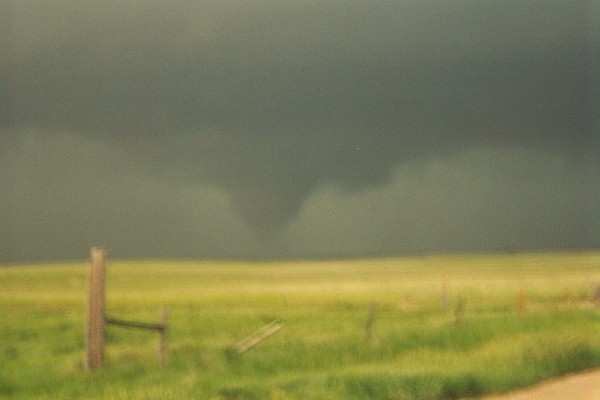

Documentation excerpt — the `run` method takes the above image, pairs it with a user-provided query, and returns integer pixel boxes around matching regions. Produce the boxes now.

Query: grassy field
[1,252,599,399]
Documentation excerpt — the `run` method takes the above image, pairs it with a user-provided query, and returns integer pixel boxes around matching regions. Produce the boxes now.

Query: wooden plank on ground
[233,321,283,353]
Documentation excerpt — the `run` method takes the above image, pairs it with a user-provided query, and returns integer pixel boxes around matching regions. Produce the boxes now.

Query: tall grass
[1,252,599,399]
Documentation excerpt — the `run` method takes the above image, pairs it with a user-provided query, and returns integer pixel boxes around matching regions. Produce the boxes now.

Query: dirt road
[482,369,600,400]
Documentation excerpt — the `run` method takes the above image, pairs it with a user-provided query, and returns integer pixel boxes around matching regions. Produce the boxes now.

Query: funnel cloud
[1,0,598,262]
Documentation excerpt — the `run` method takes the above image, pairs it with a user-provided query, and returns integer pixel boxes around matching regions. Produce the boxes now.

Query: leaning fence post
[232,321,283,354]
[86,247,107,371]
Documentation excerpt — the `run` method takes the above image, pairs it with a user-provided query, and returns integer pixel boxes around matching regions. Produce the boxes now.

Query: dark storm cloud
[1,0,598,262]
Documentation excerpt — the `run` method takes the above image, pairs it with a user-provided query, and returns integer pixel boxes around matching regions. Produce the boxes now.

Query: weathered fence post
[86,247,107,371]
[516,289,528,317]
[440,273,449,311]
[158,308,168,366]
[593,285,600,308]
[454,296,466,326]
[365,303,377,343]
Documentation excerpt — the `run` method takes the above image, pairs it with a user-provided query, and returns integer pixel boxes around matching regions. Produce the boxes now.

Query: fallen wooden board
[232,320,283,353]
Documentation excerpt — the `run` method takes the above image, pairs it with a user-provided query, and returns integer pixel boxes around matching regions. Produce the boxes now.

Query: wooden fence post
[516,289,528,317]
[454,296,466,326]
[158,308,168,366]
[365,303,377,343]
[86,247,107,371]
[440,273,449,311]
[593,285,600,308]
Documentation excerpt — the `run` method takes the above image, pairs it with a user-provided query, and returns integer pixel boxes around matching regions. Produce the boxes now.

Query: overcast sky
[1,0,598,263]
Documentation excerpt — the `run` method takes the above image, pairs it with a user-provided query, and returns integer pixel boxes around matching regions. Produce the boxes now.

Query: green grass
[1,252,599,399]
